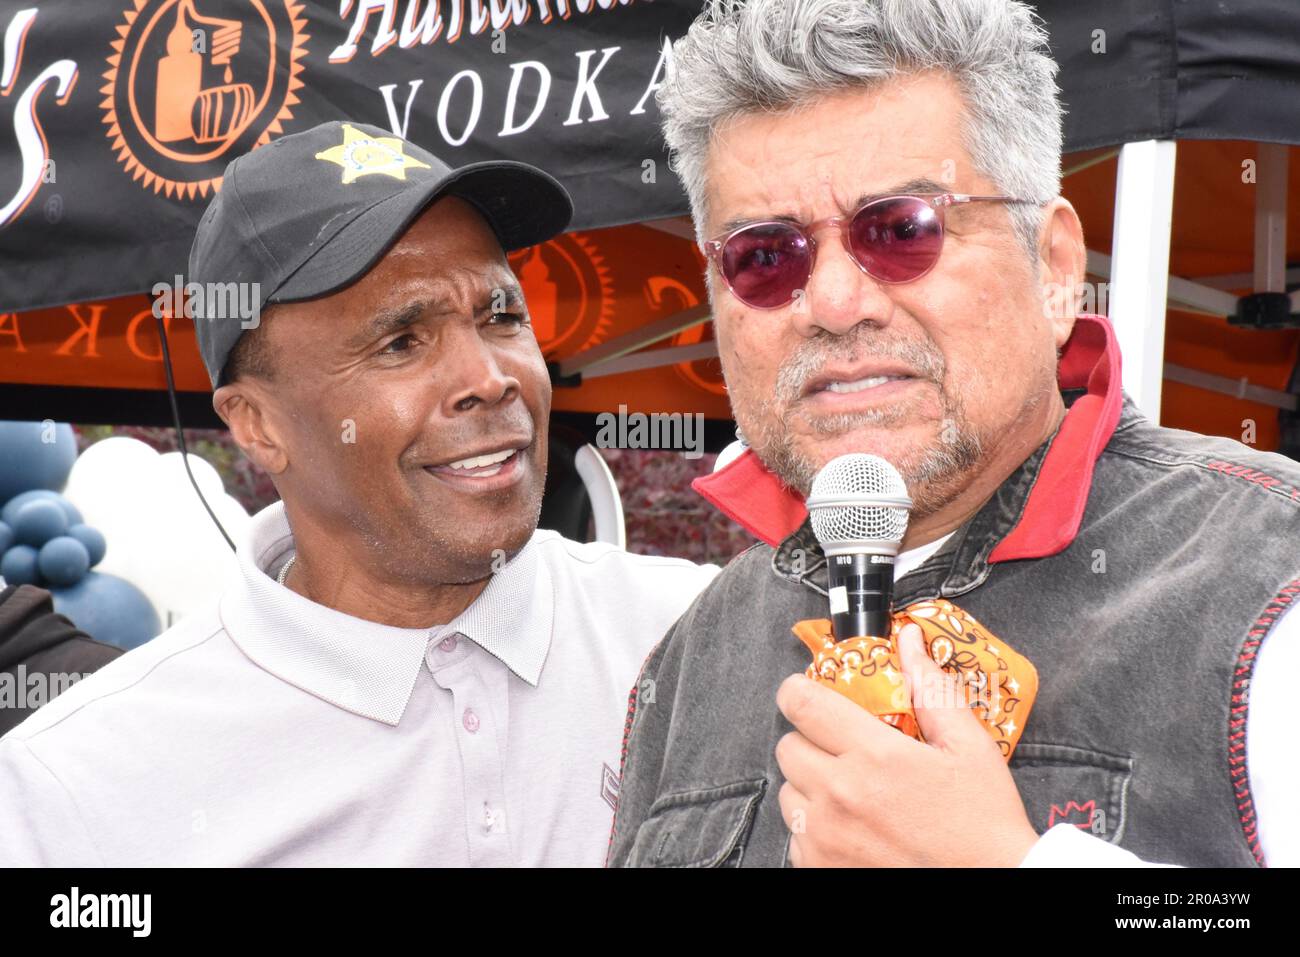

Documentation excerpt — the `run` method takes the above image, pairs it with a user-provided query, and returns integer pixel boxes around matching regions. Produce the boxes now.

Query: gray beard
[749,397,987,519]
[730,326,1022,519]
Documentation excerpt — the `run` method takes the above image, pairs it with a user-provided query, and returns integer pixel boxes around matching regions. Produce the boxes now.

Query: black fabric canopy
[0,0,1296,312]
[1039,0,1300,152]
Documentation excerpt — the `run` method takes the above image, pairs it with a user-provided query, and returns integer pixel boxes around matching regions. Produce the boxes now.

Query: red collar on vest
[691,314,1123,560]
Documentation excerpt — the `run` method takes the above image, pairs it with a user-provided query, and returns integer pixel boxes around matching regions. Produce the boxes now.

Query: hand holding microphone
[775,452,1042,867]
[796,453,1038,758]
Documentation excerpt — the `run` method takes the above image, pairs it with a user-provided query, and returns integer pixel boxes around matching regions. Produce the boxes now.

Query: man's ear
[1037,196,1088,349]
[213,382,290,476]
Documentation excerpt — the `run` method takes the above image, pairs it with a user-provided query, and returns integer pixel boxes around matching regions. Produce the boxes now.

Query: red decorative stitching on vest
[604,676,640,863]
[1048,799,1097,830]
[1232,578,1300,866]
[1207,460,1300,501]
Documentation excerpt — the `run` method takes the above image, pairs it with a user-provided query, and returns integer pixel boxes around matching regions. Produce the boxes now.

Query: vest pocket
[624,779,768,867]
[1009,742,1134,843]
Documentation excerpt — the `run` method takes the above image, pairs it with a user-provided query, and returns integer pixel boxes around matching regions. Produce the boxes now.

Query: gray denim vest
[609,390,1300,867]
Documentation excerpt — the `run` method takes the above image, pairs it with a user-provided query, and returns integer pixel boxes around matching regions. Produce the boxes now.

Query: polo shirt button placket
[462,707,480,733]
[426,632,463,673]
[431,658,512,865]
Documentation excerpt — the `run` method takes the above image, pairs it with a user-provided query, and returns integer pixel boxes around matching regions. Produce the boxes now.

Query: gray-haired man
[609,0,1299,868]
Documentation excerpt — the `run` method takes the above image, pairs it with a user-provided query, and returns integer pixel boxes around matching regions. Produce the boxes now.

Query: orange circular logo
[508,233,615,358]
[101,0,308,199]
[642,276,728,397]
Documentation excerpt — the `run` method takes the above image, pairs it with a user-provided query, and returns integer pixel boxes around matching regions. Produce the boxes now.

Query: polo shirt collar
[441,537,554,687]
[220,502,555,726]
[692,313,1124,562]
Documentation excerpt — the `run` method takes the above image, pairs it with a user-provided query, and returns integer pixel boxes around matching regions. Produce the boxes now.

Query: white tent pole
[1108,140,1178,419]
[558,303,711,378]
[1254,143,1289,295]
[1164,362,1298,412]
[1195,267,1300,291]
[1086,250,1238,317]
[580,340,719,379]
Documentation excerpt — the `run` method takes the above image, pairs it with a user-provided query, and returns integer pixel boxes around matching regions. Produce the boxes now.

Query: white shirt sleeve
[0,737,105,866]
[1019,599,1299,867]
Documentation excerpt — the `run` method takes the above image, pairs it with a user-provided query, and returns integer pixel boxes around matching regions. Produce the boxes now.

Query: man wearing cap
[0,121,717,866]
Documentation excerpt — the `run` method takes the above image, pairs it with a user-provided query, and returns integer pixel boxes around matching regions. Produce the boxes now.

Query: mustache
[773,326,947,404]
[413,410,536,461]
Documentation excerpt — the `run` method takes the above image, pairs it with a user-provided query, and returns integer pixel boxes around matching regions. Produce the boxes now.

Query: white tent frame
[1089,140,1297,417]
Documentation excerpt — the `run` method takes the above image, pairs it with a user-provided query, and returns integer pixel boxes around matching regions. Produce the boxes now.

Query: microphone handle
[826,551,895,641]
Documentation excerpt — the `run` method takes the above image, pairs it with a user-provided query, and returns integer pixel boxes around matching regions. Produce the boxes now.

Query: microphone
[806,454,912,641]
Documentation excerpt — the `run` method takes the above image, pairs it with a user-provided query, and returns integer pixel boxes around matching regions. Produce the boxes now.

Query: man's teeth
[447,449,515,470]
[825,375,908,394]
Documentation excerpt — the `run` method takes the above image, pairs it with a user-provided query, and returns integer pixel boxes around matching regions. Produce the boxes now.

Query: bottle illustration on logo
[103,0,308,199]
[154,0,253,145]
[516,246,558,344]
[507,234,615,359]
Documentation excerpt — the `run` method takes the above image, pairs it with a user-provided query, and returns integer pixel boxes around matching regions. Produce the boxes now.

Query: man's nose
[791,226,896,338]
[442,328,520,414]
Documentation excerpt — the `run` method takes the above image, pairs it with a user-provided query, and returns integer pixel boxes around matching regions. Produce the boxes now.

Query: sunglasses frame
[703,193,1039,309]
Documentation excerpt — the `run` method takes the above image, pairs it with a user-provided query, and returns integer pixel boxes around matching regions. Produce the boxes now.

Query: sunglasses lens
[720,224,811,308]
[849,197,944,283]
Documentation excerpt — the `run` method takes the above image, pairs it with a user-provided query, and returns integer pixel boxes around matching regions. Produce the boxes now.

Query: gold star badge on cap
[315,123,432,184]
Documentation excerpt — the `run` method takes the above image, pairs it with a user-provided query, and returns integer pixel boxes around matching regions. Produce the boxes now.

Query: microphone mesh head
[807,454,911,552]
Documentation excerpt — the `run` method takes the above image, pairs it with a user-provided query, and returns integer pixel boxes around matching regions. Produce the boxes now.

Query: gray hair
[657,0,1064,259]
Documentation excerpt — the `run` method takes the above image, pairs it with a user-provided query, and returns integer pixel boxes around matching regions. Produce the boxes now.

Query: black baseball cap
[187,120,573,388]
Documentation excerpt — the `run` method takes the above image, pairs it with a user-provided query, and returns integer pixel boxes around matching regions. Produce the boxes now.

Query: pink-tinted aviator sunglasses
[703,193,1039,310]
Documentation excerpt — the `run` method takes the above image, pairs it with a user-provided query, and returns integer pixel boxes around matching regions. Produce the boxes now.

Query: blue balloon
[38,536,91,587]
[0,521,12,555]
[0,421,78,505]
[12,500,69,547]
[65,523,107,567]
[1,489,83,527]
[49,572,161,651]
[1,544,41,585]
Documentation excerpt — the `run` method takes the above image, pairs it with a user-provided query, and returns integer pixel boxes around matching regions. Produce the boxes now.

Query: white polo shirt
[0,501,718,866]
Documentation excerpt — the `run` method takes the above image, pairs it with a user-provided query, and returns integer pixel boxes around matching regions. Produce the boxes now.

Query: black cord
[154,312,237,552]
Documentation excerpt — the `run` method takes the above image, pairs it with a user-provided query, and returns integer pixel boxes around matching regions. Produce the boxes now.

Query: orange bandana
[792,599,1037,759]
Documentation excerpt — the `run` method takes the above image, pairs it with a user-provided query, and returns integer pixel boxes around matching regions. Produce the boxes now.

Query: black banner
[0,0,698,312]
[4,0,1300,314]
